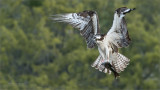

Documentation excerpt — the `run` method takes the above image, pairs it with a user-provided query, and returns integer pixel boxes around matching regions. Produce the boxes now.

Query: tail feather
[91,53,130,78]
[111,53,130,73]
[91,55,111,74]
[91,55,101,69]
[98,65,104,72]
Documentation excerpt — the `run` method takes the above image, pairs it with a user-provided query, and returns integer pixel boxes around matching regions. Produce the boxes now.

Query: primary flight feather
[52,10,100,48]
[52,7,135,79]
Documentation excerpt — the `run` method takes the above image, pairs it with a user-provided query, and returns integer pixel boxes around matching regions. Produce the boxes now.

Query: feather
[106,12,131,48]
[91,55,112,74]
[52,7,135,78]
[111,53,130,73]
[51,11,100,48]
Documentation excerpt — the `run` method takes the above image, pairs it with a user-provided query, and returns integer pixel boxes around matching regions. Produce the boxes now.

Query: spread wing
[107,18,131,48]
[52,10,100,48]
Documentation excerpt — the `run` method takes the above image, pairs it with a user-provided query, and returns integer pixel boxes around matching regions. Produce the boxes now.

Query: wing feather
[107,17,131,48]
[52,11,100,48]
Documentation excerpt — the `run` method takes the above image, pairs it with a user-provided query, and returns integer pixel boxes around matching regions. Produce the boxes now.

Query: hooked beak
[131,8,136,11]
[123,8,136,14]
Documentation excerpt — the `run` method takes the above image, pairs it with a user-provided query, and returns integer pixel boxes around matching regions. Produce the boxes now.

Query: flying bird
[52,7,135,79]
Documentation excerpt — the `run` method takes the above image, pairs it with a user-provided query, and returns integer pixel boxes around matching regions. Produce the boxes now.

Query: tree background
[0,0,160,90]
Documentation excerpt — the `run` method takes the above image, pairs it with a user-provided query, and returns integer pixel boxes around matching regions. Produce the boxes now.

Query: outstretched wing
[107,18,131,48]
[52,10,100,48]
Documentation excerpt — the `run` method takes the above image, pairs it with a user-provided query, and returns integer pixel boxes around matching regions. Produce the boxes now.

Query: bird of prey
[52,7,135,79]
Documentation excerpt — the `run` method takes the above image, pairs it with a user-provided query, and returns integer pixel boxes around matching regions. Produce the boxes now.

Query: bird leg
[101,47,110,65]
[101,48,120,79]
[101,60,120,79]
[103,63,120,79]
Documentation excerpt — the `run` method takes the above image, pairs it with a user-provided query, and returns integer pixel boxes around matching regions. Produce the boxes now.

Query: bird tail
[91,53,130,79]
[111,53,130,73]
[91,55,112,74]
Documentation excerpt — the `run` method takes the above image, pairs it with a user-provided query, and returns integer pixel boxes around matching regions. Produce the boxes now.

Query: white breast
[97,38,110,54]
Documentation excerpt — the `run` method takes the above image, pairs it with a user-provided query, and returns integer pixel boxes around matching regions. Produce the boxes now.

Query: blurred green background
[0,0,160,90]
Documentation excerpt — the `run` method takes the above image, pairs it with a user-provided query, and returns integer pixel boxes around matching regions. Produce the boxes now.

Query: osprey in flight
[52,7,135,79]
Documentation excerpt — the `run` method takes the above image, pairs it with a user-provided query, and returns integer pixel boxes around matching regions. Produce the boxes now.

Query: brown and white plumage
[52,7,135,79]
[52,11,100,48]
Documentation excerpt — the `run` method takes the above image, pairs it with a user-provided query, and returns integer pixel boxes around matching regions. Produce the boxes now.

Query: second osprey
[52,7,135,79]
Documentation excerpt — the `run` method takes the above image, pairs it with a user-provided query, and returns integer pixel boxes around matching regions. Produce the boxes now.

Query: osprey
[52,7,135,79]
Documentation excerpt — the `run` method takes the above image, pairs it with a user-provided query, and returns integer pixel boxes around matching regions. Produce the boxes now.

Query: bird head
[93,34,104,43]
[115,7,136,17]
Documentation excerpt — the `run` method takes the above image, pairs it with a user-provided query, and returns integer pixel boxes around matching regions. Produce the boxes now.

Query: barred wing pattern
[52,11,100,48]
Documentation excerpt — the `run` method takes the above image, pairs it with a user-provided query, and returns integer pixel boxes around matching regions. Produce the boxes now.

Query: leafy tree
[0,0,159,89]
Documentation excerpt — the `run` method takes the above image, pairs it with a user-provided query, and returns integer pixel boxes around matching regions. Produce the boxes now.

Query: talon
[104,63,120,79]
[101,60,109,66]
[105,62,112,68]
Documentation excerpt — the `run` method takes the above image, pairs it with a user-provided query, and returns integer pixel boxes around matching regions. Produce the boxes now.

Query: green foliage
[0,0,160,89]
